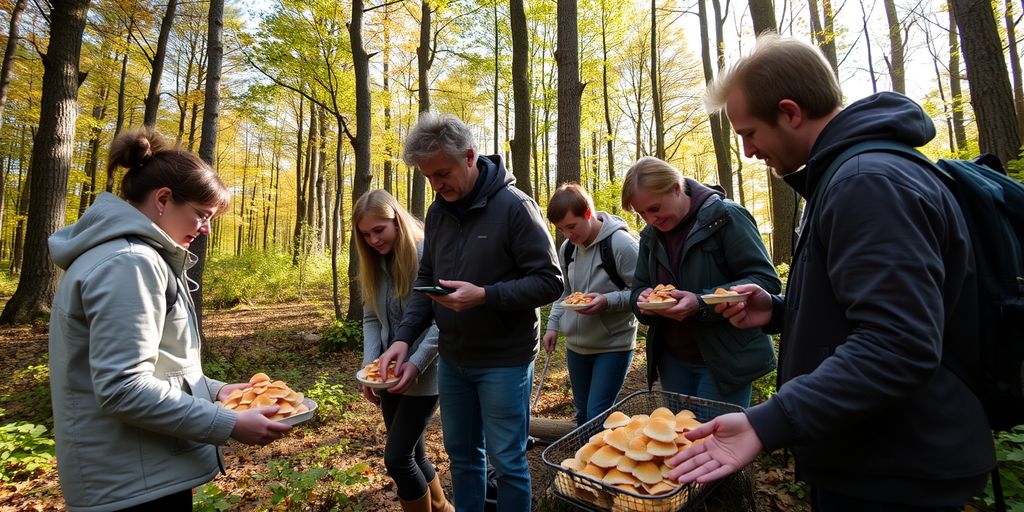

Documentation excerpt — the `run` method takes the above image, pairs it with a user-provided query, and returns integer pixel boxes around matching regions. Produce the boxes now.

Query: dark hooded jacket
[745,92,995,505]
[394,155,563,367]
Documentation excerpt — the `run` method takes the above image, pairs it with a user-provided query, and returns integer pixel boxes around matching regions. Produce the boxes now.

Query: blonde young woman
[353,190,452,512]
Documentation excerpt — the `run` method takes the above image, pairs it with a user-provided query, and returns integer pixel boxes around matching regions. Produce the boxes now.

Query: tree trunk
[600,0,615,186]
[860,0,878,93]
[808,0,838,74]
[143,0,178,127]
[882,0,905,93]
[191,0,222,352]
[703,0,733,196]
[510,0,533,197]
[382,23,393,194]
[948,2,968,154]
[743,1,795,264]
[493,3,500,155]
[713,0,735,196]
[821,0,838,75]
[347,0,373,321]
[412,0,432,219]
[0,0,27,135]
[292,96,307,267]
[950,0,1022,164]
[1,0,90,324]
[80,87,108,216]
[109,36,130,193]
[331,122,346,319]
[1006,0,1024,144]
[748,0,778,34]
[650,0,665,159]
[556,0,584,185]
[9,126,28,275]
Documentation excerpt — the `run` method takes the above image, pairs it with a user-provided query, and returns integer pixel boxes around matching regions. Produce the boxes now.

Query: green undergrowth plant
[252,459,367,511]
[192,483,241,512]
[1,359,52,425]
[320,320,363,352]
[204,250,340,308]
[0,408,55,482]
[977,425,1024,512]
[305,374,358,423]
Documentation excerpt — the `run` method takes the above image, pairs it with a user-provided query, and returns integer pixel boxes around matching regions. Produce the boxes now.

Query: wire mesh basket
[541,390,744,511]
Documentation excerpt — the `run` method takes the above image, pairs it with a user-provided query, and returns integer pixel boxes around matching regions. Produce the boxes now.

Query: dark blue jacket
[746,92,995,506]
[394,155,563,367]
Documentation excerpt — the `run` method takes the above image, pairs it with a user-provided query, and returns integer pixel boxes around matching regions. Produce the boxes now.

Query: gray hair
[402,112,477,167]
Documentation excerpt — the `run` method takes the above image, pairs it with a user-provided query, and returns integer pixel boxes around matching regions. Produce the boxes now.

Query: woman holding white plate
[622,156,781,407]
[353,189,452,512]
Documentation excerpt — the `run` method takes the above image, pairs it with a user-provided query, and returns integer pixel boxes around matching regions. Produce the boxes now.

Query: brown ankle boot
[427,475,455,512]
[399,490,430,512]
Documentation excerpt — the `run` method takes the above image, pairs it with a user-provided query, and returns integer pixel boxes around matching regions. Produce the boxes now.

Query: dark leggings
[379,390,440,501]
[114,489,191,511]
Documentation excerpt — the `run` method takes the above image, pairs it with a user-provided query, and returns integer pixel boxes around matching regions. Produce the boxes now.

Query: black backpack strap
[125,236,178,315]
[598,235,628,290]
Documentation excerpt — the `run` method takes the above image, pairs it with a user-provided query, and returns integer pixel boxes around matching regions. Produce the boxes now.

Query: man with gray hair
[379,112,562,511]
[666,34,993,511]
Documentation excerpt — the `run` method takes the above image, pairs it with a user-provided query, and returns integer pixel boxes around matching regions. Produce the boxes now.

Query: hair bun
[109,127,169,170]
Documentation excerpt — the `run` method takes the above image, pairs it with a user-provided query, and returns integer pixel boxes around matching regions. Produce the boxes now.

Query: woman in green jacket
[622,156,781,407]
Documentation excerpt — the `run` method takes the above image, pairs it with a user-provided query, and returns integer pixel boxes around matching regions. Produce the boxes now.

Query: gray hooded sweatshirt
[546,212,639,354]
[48,192,236,512]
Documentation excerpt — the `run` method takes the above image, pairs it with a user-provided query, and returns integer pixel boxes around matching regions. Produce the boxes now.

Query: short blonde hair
[352,190,424,313]
[621,156,683,212]
[705,33,842,124]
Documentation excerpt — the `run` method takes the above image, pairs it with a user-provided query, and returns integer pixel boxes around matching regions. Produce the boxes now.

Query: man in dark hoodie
[379,113,563,511]
[666,34,995,510]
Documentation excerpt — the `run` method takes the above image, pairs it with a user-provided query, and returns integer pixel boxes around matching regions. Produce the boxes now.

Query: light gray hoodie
[48,192,236,512]
[546,212,639,355]
[361,243,440,396]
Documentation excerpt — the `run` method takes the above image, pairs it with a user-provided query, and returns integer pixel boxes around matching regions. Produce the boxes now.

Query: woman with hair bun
[47,127,290,512]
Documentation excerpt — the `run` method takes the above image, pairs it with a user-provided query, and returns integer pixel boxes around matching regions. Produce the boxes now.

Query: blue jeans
[566,349,633,426]
[438,359,533,512]
[656,353,752,407]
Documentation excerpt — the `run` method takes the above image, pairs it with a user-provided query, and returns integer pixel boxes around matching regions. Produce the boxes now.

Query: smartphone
[413,285,455,295]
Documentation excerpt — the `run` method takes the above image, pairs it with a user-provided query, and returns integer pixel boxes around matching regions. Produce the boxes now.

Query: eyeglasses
[184,202,214,228]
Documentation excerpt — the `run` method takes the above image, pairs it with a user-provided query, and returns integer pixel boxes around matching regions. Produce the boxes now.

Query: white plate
[700,292,751,305]
[276,398,318,426]
[639,299,678,310]
[561,302,593,311]
[356,368,399,389]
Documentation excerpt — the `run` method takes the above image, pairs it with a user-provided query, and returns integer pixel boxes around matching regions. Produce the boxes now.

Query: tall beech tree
[1,0,91,324]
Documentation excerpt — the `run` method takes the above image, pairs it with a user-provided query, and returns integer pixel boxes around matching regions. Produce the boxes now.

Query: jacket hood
[590,211,630,246]
[785,92,936,198]
[472,154,515,207]
[49,192,192,273]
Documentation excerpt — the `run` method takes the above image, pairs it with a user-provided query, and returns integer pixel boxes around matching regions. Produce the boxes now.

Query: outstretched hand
[714,284,774,329]
[665,412,762,484]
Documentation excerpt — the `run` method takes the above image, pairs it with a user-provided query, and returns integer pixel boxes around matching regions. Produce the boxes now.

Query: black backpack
[811,141,1024,431]
[562,235,627,290]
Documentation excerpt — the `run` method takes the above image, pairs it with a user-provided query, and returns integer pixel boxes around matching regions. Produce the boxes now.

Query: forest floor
[0,300,811,511]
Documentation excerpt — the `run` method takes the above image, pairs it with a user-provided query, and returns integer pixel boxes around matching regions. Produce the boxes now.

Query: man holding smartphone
[379,113,563,512]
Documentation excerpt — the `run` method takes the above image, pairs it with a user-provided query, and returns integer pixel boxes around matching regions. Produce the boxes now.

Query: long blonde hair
[352,190,425,313]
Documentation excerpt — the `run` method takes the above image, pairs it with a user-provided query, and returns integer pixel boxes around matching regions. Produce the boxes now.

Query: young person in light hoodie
[48,128,289,512]
[544,183,640,426]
